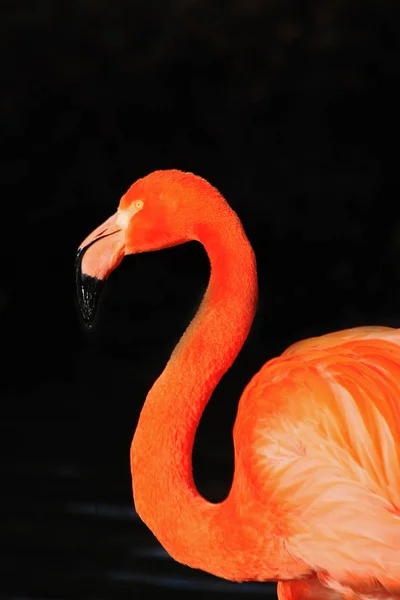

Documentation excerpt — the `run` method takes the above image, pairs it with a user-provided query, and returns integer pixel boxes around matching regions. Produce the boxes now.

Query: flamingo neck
[130,204,259,580]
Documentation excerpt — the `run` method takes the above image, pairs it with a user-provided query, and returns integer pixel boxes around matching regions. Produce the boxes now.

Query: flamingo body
[75,170,400,599]
[238,326,400,598]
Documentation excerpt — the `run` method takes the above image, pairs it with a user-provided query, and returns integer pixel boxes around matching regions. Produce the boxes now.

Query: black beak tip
[75,248,105,328]
[76,273,105,329]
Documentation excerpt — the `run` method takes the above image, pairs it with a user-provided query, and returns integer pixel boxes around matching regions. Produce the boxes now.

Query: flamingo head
[75,169,221,327]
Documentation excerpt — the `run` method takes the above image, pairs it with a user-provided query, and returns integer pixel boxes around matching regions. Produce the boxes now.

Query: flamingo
[76,169,400,599]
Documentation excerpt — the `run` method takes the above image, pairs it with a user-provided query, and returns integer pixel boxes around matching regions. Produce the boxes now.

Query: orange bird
[76,170,400,600]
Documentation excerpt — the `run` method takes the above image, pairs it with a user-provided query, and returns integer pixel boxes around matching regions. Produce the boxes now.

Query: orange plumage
[76,170,400,599]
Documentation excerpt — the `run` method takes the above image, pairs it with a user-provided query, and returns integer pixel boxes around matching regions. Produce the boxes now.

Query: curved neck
[130,204,259,579]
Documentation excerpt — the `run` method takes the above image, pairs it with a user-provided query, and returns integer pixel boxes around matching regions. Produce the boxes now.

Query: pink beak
[76,213,125,327]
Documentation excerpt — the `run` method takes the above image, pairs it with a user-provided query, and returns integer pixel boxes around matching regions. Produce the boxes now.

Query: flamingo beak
[76,213,125,327]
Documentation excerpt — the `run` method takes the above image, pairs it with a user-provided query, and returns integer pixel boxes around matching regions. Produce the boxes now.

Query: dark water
[3,421,276,600]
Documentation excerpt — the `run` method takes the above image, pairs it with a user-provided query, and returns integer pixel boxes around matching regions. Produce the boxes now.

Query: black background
[1,1,400,598]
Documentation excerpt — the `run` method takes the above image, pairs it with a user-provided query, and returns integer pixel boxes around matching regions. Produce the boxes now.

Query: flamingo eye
[134,200,144,211]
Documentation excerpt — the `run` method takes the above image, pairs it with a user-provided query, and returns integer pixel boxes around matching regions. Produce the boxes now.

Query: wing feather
[247,327,400,596]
